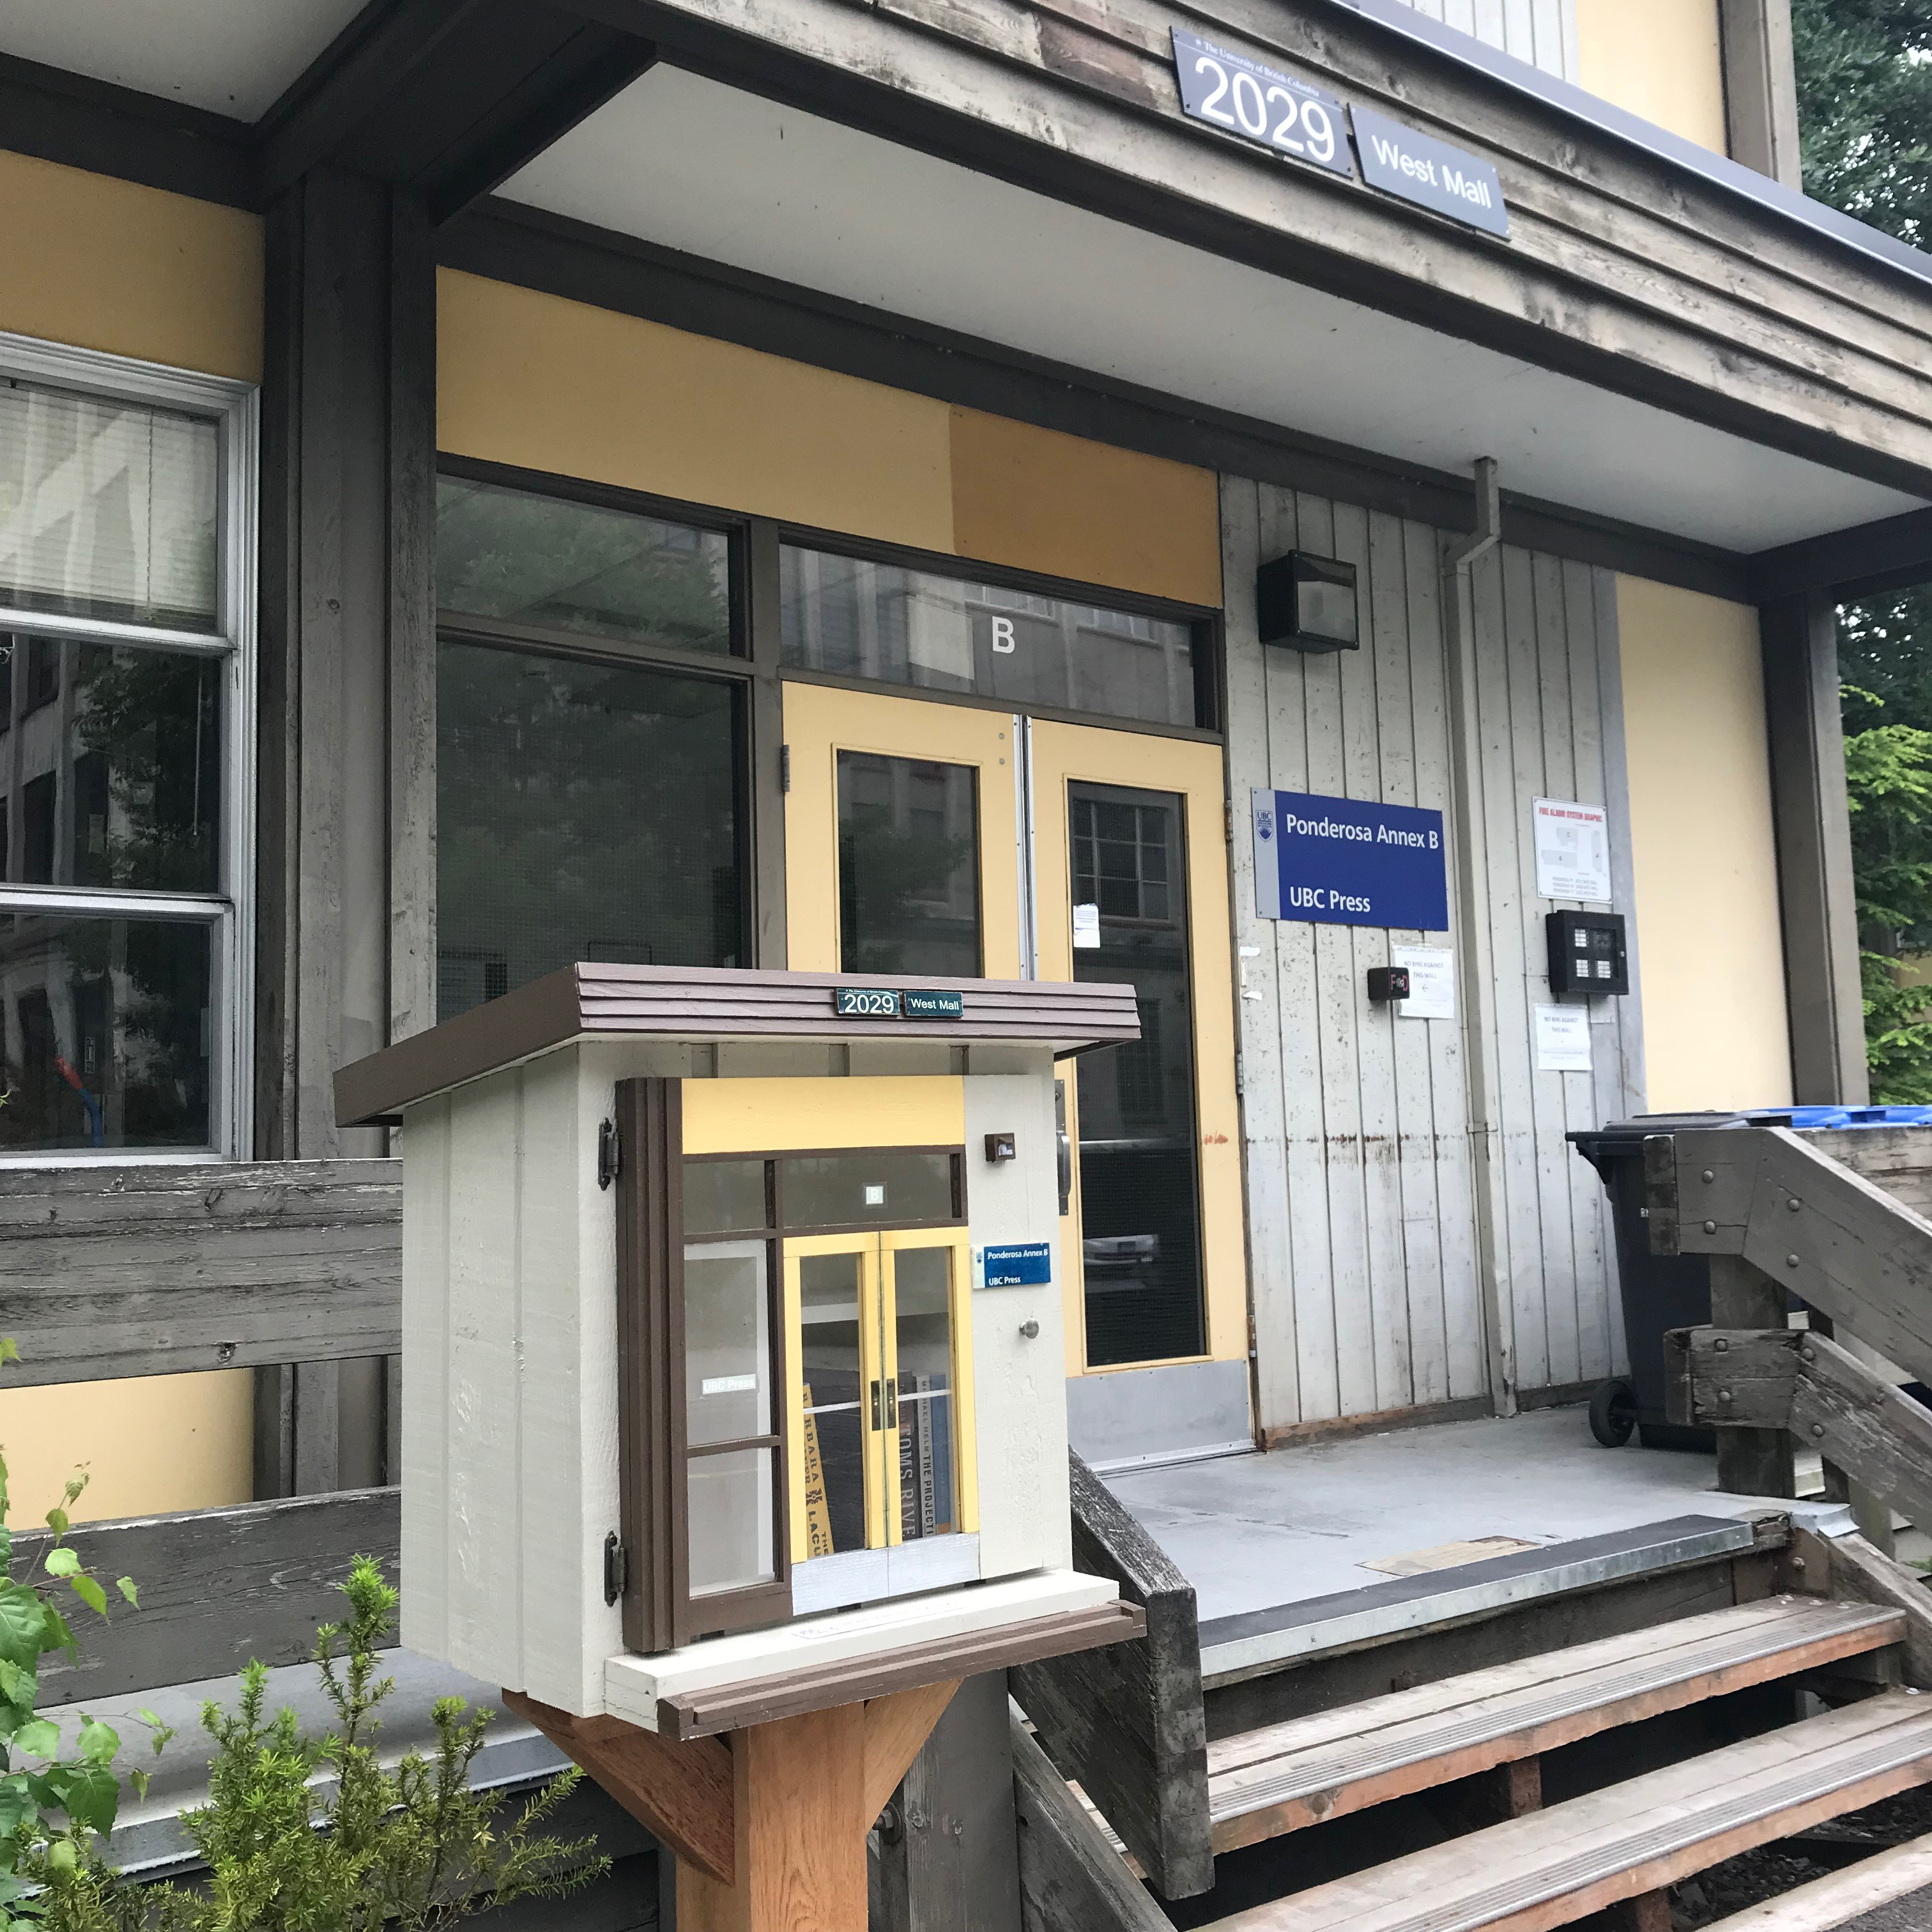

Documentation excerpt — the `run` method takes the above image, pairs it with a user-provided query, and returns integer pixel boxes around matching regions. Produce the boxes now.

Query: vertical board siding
[1389,0,1578,77]
[1229,480,1634,1429]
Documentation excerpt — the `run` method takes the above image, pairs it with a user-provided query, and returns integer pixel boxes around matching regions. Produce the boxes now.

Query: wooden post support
[1707,1257,1796,1499]
[509,1683,958,1931]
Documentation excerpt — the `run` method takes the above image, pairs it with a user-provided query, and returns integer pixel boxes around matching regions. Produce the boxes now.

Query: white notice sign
[1534,1004,1593,1073]
[1073,902,1101,950]
[1533,799,1612,903]
[1392,944,1455,1021]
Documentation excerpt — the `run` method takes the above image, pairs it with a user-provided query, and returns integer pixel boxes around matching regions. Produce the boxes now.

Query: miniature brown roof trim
[335,963,1142,1126]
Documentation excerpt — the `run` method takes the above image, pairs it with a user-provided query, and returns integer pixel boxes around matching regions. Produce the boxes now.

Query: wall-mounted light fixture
[1256,552,1360,654]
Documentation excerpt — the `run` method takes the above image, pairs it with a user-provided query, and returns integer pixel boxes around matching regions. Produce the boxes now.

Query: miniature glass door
[785,1227,976,1609]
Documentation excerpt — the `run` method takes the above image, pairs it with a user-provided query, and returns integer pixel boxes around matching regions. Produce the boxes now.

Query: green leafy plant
[34,1560,604,1932]
[0,1335,144,1932]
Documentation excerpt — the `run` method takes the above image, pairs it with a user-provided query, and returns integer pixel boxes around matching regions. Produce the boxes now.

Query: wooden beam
[862,1680,960,1825]
[1011,1452,1212,1900]
[502,1689,735,1885]
[1676,1328,1932,1533]
[1810,1531,1932,1690]
[1708,1830,1932,1929]
[1751,505,1932,603]
[675,1704,869,1931]
[1010,1705,1173,1932]
[16,1488,399,1705]
[1708,1260,1797,1498]
[0,1159,399,1384]
[1655,1126,1932,1389]
[1762,594,1868,1107]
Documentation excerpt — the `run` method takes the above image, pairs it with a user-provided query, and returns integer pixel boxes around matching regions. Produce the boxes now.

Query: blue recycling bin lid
[1745,1105,1932,1130]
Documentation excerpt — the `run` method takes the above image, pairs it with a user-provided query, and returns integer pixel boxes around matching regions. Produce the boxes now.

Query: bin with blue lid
[1568,1107,1932,1449]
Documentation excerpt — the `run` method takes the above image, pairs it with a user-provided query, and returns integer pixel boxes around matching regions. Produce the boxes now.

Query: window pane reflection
[0,383,219,632]
[687,1448,776,1596]
[799,1252,866,1558]
[684,1243,772,1446]
[436,477,731,655]
[0,912,211,1153]
[436,642,743,1021]
[782,548,1197,728]
[1070,785,1204,1366]
[0,637,220,893]
[837,751,979,977]
[893,1247,956,1540]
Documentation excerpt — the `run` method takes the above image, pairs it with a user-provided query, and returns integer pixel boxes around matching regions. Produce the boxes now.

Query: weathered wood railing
[0,1160,403,1701]
[1655,1123,1932,1547]
[1010,1451,1211,1901]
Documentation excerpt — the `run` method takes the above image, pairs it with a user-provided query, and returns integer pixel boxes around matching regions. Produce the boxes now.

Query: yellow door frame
[879,1227,979,1542]
[781,682,1023,979]
[1029,720,1243,1383]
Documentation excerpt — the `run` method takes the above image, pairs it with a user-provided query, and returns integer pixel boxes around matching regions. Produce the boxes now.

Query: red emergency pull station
[1366,966,1411,1003]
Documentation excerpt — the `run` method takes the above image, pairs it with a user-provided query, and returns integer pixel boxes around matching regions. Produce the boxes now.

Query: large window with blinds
[0,346,256,1160]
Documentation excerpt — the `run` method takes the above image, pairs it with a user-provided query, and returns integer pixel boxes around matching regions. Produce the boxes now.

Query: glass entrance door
[784,1226,976,1609]
[1030,720,1241,1374]
[782,682,1023,979]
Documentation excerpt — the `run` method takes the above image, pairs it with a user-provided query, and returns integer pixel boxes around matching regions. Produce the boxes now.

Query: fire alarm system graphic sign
[1254,788,1449,932]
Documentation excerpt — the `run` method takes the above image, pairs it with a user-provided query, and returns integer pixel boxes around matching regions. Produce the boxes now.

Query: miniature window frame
[613,1077,793,1653]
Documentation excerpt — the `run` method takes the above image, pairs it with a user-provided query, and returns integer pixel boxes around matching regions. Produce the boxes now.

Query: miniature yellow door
[1027,720,1243,1380]
[784,1227,977,1569]
[781,682,1023,979]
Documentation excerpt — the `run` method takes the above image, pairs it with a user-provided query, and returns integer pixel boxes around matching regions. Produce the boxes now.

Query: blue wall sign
[1253,788,1449,931]
[978,1242,1052,1289]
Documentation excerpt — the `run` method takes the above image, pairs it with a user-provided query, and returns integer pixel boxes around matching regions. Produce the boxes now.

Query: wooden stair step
[1204,1690,1932,1932]
[1209,1597,1905,1853]
[1710,1830,1932,1929]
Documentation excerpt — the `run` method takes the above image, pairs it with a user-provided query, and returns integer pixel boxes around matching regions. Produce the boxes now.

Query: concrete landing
[1104,1407,1795,1643]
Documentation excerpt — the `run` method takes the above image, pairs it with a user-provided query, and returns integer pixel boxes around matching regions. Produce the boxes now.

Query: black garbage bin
[1567,1112,1754,1451]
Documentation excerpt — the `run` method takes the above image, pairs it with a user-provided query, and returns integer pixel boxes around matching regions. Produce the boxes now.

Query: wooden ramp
[1209,1597,1904,1853]
[1204,1692,1932,1932]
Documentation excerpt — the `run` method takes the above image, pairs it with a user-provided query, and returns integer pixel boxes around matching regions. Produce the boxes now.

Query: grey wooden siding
[1223,477,1639,1430]
[1389,0,1579,80]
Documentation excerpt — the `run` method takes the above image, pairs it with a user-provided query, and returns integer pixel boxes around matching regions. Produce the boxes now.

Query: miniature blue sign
[979,1242,1052,1289]
[1253,788,1449,932]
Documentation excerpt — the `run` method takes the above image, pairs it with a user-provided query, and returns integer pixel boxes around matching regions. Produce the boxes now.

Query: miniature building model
[336,963,1144,1736]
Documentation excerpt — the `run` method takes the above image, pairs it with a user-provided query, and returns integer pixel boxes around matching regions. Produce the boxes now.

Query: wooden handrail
[0,1158,400,1384]
[1648,1125,1932,1387]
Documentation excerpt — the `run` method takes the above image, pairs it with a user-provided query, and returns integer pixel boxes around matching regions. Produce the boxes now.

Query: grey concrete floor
[1105,1407,1789,1623]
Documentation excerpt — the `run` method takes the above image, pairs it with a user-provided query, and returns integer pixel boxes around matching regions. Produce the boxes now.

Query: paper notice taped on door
[1073,902,1101,949]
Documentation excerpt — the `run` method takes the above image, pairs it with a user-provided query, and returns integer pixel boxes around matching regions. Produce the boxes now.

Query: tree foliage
[33,1561,604,1932]
[1795,1,1932,1094]
[1793,0,1932,248]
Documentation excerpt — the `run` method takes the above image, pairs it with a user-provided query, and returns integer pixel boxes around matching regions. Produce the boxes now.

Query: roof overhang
[8,0,1932,579]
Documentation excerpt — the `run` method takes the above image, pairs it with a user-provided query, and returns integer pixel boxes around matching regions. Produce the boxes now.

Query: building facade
[0,0,1920,1501]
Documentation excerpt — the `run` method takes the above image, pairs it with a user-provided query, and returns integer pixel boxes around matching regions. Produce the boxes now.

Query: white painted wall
[1390,0,1580,80]
[1224,477,1641,1432]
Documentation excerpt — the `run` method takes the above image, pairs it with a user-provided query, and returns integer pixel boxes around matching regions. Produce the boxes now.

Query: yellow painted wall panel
[1620,576,1792,1111]
[682,1076,966,1154]
[0,150,263,381]
[438,271,954,550]
[1575,0,1729,155]
[947,408,1222,608]
[0,1370,254,1526]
